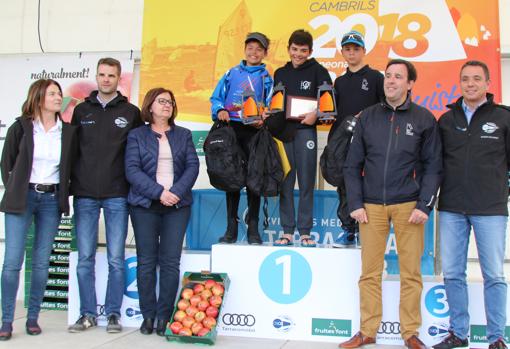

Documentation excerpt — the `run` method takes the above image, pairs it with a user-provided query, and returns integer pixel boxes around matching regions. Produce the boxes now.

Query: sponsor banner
[0,52,135,155]
[212,244,361,342]
[311,318,352,337]
[188,189,435,275]
[141,0,501,125]
[470,325,510,344]
[68,250,211,327]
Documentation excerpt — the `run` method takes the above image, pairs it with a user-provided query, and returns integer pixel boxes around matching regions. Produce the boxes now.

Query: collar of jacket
[84,90,128,107]
[381,92,413,111]
[447,93,494,111]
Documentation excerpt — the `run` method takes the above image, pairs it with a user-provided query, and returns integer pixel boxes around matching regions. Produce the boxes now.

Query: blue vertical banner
[186,189,435,275]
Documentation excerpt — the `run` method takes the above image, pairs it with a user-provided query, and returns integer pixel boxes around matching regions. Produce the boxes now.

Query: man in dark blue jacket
[433,61,509,349]
[340,59,442,349]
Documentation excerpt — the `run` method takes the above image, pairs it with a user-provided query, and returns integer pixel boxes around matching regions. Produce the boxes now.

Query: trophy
[241,88,263,125]
[268,82,285,114]
[316,81,337,121]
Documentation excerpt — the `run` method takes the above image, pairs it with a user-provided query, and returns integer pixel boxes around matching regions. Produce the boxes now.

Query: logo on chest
[482,122,498,134]
[300,80,311,90]
[361,78,369,91]
[406,123,414,136]
[114,117,128,128]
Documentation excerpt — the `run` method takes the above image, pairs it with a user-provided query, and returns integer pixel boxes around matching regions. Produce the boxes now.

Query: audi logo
[378,322,400,334]
[222,313,256,327]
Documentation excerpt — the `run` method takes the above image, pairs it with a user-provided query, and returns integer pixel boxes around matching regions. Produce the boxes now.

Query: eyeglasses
[156,98,175,106]
[341,33,364,45]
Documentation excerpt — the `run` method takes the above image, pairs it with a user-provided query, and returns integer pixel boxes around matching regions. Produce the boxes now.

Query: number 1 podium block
[211,243,362,342]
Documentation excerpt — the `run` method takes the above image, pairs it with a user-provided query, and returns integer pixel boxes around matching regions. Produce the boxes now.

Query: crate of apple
[166,272,229,345]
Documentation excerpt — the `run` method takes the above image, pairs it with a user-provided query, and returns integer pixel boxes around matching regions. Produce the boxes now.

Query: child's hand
[251,119,263,128]
[261,109,270,120]
[300,110,318,125]
[218,110,230,121]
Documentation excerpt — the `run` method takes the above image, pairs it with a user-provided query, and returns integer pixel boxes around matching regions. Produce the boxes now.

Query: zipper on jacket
[383,111,396,204]
[394,125,400,150]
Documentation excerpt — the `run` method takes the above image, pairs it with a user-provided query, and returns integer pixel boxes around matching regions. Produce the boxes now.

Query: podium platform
[211,243,510,347]
[66,245,510,347]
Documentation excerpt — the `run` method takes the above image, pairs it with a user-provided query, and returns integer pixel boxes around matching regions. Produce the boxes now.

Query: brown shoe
[339,331,376,348]
[405,335,427,349]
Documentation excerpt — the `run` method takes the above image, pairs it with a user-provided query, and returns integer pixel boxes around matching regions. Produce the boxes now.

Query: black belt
[29,183,59,193]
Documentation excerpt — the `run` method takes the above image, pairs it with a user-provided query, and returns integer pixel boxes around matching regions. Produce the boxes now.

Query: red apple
[204,280,216,289]
[182,316,195,328]
[194,311,206,322]
[211,284,224,296]
[197,328,210,337]
[185,306,198,317]
[209,295,222,307]
[174,310,186,322]
[181,288,194,300]
[205,306,218,319]
[178,327,192,336]
[202,316,217,329]
[200,289,212,301]
[197,300,209,311]
[190,295,202,306]
[193,283,205,294]
[191,322,204,335]
[177,299,190,310]
[169,321,183,334]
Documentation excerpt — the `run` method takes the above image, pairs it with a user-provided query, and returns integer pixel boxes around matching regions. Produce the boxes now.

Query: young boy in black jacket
[268,29,332,247]
[330,30,384,247]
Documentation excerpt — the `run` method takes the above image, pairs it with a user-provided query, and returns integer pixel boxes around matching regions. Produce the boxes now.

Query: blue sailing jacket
[210,60,273,122]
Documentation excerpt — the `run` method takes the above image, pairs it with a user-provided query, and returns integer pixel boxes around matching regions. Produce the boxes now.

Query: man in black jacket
[68,58,143,334]
[433,61,509,349]
[340,59,442,349]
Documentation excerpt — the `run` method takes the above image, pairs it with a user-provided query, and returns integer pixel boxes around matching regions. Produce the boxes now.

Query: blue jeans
[130,203,190,321]
[1,189,60,322]
[74,197,128,317]
[439,211,507,343]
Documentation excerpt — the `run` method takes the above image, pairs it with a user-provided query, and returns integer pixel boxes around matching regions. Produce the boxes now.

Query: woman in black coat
[0,79,77,341]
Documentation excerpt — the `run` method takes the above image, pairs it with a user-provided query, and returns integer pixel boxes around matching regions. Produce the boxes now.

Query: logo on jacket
[482,122,498,134]
[115,116,128,128]
[300,80,311,90]
[361,78,369,91]
[406,123,414,136]
[306,140,315,149]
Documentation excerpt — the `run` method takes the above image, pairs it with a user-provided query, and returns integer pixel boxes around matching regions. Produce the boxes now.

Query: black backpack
[246,127,284,197]
[203,121,246,192]
[320,115,358,186]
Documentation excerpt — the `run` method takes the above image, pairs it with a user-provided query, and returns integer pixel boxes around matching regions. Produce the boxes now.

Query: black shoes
[0,322,12,341]
[106,314,122,333]
[25,320,42,335]
[140,318,154,335]
[489,339,508,349]
[433,332,469,349]
[156,319,167,336]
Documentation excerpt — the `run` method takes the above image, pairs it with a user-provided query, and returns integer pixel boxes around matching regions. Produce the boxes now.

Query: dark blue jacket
[125,124,199,208]
[344,96,442,215]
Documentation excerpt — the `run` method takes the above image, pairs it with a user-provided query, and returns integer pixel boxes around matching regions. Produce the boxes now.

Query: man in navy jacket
[340,59,442,349]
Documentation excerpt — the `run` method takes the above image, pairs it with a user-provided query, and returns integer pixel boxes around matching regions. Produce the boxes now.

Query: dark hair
[141,87,178,125]
[97,57,122,76]
[461,60,490,81]
[21,79,62,120]
[386,59,417,82]
[288,29,313,51]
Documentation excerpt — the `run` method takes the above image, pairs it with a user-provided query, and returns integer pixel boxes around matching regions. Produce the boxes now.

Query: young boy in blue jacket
[210,32,273,244]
